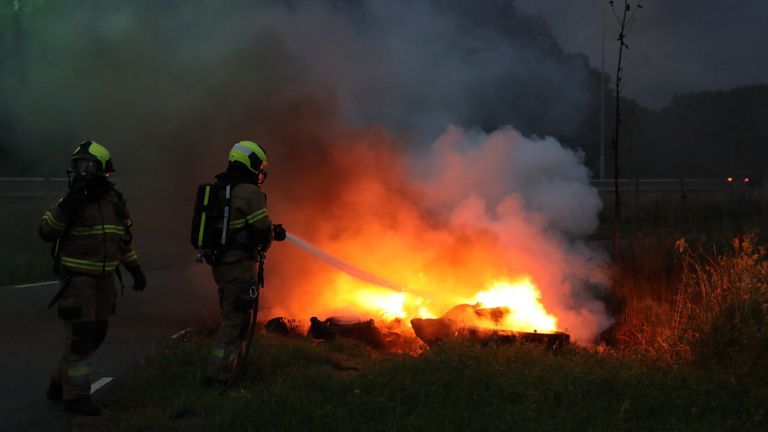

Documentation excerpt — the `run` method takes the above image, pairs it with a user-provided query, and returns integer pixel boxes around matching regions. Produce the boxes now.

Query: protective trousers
[206,259,257,382]
[52,274,116,401]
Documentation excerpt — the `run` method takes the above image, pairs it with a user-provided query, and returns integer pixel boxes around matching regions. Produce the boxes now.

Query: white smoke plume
[415,126,609,341]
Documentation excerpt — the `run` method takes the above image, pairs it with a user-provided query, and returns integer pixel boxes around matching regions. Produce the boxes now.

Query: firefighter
[203,140,285,387]
[39,140,146,416]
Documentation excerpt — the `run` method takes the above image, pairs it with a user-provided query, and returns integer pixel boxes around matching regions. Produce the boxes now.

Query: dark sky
[516,0,768,109]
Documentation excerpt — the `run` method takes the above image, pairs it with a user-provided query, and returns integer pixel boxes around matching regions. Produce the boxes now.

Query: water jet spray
[285,233,408,293]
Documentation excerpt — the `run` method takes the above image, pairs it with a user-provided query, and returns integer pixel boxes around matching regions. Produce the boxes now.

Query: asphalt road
[0,266,219,432]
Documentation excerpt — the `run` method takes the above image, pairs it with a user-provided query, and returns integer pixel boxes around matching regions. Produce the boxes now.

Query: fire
[333,273,440,322]
[471,278,558,333]
[354,289,407,320]
[330,270,558,334]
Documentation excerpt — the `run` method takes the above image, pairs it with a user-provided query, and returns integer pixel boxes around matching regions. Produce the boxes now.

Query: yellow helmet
[228,140,268,182]
[71,140,114,177]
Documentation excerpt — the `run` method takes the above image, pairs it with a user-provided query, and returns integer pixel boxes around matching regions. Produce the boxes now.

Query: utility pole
[599,0,606,180]
[609,0,642,256]
[11,0,25,82]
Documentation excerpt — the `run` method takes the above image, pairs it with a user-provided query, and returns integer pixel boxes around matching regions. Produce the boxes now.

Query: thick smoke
[2,1,610,341]
[1,0,595,174]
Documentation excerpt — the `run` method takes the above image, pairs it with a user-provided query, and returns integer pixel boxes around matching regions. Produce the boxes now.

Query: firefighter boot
[64,396,102,416]
[46,379,63,402]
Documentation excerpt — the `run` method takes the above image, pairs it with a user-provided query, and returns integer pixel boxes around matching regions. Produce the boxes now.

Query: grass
[609,234,768,377]
[599,190,768,376]
[676,235,768,368]
[95,332,767,431]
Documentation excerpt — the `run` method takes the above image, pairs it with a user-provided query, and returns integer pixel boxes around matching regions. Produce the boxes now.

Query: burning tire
[410,317,569,351]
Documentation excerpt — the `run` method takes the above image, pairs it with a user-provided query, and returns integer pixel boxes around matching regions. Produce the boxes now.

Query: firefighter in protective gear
[203,140,285,387]
[39,140,146,416]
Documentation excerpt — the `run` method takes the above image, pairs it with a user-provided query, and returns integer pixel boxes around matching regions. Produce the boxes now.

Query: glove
[272,224,287,241]
[58,180,87,214]
[129,266,147,292]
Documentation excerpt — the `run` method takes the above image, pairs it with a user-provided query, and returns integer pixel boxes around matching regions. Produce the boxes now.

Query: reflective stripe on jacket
[39,189,140,276]
[217,182,272,264]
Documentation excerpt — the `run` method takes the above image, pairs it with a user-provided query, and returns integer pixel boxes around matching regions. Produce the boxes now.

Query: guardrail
[590,178,739,193]
[0,177,66,195]
[0,177,165,198]
[0,177,761,198]
[590,179,765,202]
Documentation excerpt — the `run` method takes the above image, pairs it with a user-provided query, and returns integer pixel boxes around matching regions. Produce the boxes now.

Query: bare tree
[609,0,642,254]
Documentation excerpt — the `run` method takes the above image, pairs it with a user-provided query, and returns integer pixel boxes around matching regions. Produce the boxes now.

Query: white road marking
[3,280,58,289]
[90,377,113,394]
[171,327,192,339]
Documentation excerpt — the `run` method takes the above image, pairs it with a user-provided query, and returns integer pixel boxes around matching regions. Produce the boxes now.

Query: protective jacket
[39,184,140,275]
[215,170,272,264]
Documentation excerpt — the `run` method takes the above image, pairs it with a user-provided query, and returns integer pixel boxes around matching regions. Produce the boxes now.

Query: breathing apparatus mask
[71,158,103,182]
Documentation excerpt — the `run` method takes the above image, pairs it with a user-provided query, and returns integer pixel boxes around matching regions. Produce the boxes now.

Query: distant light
[727,176,734,183]
[744,177,751,183]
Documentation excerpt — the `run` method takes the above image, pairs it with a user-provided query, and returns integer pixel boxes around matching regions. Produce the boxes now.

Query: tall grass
[607,232,768,382]
[673,235,768,376]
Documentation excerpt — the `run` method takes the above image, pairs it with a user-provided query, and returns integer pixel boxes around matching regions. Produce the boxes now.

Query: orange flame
[471,278,558,333]
[328,270,558,333]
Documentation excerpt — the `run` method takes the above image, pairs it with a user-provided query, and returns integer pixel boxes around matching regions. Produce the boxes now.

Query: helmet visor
[72,158,102,180]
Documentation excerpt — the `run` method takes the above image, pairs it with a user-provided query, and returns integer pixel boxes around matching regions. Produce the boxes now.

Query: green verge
[98,333,767,432]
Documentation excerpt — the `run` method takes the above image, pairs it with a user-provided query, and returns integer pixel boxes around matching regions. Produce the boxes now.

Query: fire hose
[219,232,406,392]
[285,233,408,293]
